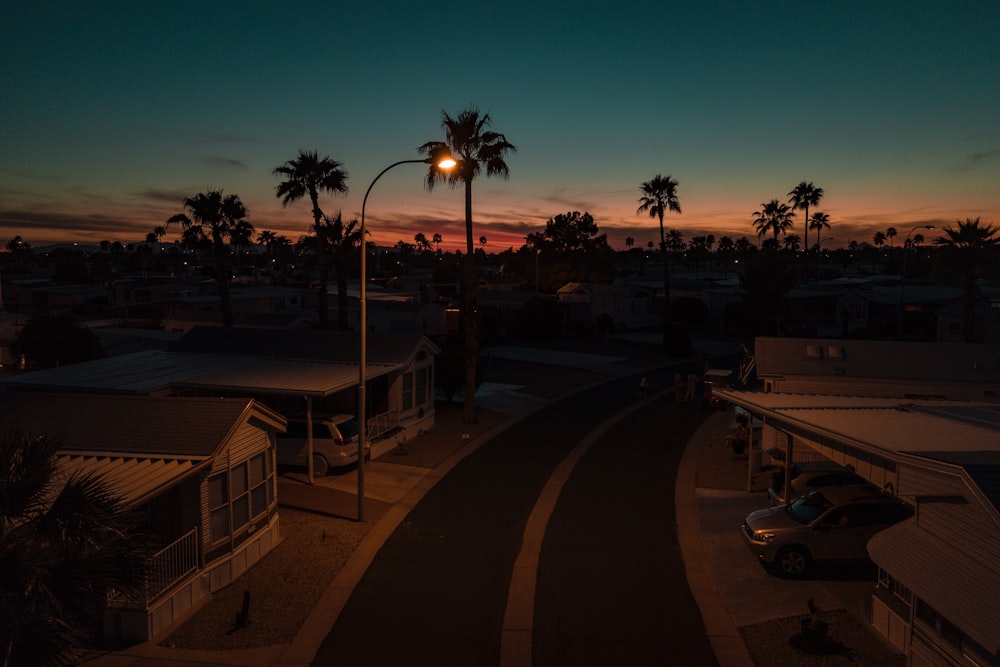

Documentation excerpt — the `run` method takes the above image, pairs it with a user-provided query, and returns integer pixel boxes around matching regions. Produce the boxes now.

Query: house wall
[109,423,282,643]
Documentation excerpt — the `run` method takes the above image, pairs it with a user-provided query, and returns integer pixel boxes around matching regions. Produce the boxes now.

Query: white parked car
[276,415,366,476]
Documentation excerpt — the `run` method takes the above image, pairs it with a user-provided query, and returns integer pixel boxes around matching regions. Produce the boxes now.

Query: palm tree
[782,234,801,252]
[419,107,516,424]
[788,182,824,251]
[624,236,634,250]
[933,217,1000,342]
[1,426,147,667]
[166,190,251,327]
[753,199,795,242]
[886,226,897,248]
[299,212,363,331]
[808,212,831,250]
[256,230,277,283]
[873,231,887,249]
[432,233,443,252]
[636,174,682,351]
[479,235,487,250]
[273,150,349,329]
[414,232,432,253]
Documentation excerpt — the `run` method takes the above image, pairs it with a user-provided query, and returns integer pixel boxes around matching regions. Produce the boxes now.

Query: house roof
[753,337,1000,385]
[0,393,286,507]
[0,327,439,397]
[869,521,1000,653]
[170,326,438,364]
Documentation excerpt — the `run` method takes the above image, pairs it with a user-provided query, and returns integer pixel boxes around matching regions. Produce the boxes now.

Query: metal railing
[108,527,199,609]
[367,409,400,441]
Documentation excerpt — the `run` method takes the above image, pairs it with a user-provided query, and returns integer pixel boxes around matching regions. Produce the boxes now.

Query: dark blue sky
[2,0,998,251]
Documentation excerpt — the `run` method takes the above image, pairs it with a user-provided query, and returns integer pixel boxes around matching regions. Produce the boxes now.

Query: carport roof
[713,390,1000,457]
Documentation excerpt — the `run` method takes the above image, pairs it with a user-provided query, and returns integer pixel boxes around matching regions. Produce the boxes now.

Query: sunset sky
[2,1,998,252]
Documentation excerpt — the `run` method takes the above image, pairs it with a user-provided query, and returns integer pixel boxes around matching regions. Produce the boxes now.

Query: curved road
[314,370,719,666]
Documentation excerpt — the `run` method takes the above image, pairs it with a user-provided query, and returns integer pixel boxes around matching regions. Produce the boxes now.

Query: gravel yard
[160,508,371,650]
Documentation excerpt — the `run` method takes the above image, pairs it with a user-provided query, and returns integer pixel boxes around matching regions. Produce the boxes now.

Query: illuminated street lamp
[897,224,935,337]
[357,153,455,521]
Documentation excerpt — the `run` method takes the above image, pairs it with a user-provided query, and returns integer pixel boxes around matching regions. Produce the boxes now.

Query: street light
[897,224,935,337]
[357,153,455,521]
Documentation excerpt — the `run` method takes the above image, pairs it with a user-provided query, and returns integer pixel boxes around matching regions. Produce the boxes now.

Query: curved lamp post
[357,153,455,521]
[897,224,935,337]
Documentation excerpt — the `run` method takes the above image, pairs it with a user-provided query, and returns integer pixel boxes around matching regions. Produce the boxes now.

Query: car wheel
[312,454,330,477]
[776,546,810,577]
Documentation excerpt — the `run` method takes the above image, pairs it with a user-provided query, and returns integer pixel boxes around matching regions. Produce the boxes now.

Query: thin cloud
[136,188,192,204]
[198,156,249,170]
[954,148,999,173]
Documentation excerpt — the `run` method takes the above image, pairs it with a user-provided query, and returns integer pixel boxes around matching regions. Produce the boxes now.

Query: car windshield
[786,491,832,524]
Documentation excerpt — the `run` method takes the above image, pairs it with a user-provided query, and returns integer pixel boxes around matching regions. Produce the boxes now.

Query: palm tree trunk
[212,234,234,328]
[463,179,478,424]
[318,269,330,330]
[803,204,809,251]
[336,262,350,331]
[659,214,671,351]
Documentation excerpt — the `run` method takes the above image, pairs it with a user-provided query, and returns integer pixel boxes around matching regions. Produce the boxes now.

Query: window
[231,465,250,529]
[208,473,230,542]
[402,372,413,410]
[415,367,428,406]
[208,450,275,545]
[249,452,269,520]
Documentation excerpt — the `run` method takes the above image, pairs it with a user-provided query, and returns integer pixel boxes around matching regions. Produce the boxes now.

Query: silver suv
[275,415,365,476]
[741,484,912,577]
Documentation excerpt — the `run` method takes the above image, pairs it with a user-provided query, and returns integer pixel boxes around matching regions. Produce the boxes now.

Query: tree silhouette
[298,212,363,331]
[788,182,823,250]
[273,150,349,329]
[419,107,516,424]
[637,174,682,351]
[753,199,795,242]
[166,190,251,327]
[933,217,1000,341]
[0,427,148,667]
[886,226,897,248]
[808,212,831,249]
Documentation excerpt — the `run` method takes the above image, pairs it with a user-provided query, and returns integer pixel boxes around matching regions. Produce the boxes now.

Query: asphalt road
[314,369,719,666]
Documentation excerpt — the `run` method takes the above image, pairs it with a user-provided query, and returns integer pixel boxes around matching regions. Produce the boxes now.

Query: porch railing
[108,527,199,609]
[367,409,400,441]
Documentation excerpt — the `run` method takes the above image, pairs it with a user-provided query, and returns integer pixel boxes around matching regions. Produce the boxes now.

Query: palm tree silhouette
[933,217,1000,341]
[886,227,897,248]
[753,199,795,243]
[256,230,277,283]
[637,174,681,350]
[419,107,516,424]
[788,182,824,251]
[167,190,250,327]
[809,212,831,250]
[1,426,147,666]
[299,213,363,331]
[273,150,349,329]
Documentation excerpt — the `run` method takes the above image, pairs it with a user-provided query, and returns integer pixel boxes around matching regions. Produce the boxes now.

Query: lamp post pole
[897,224,935,338]
[357,155,454,522]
